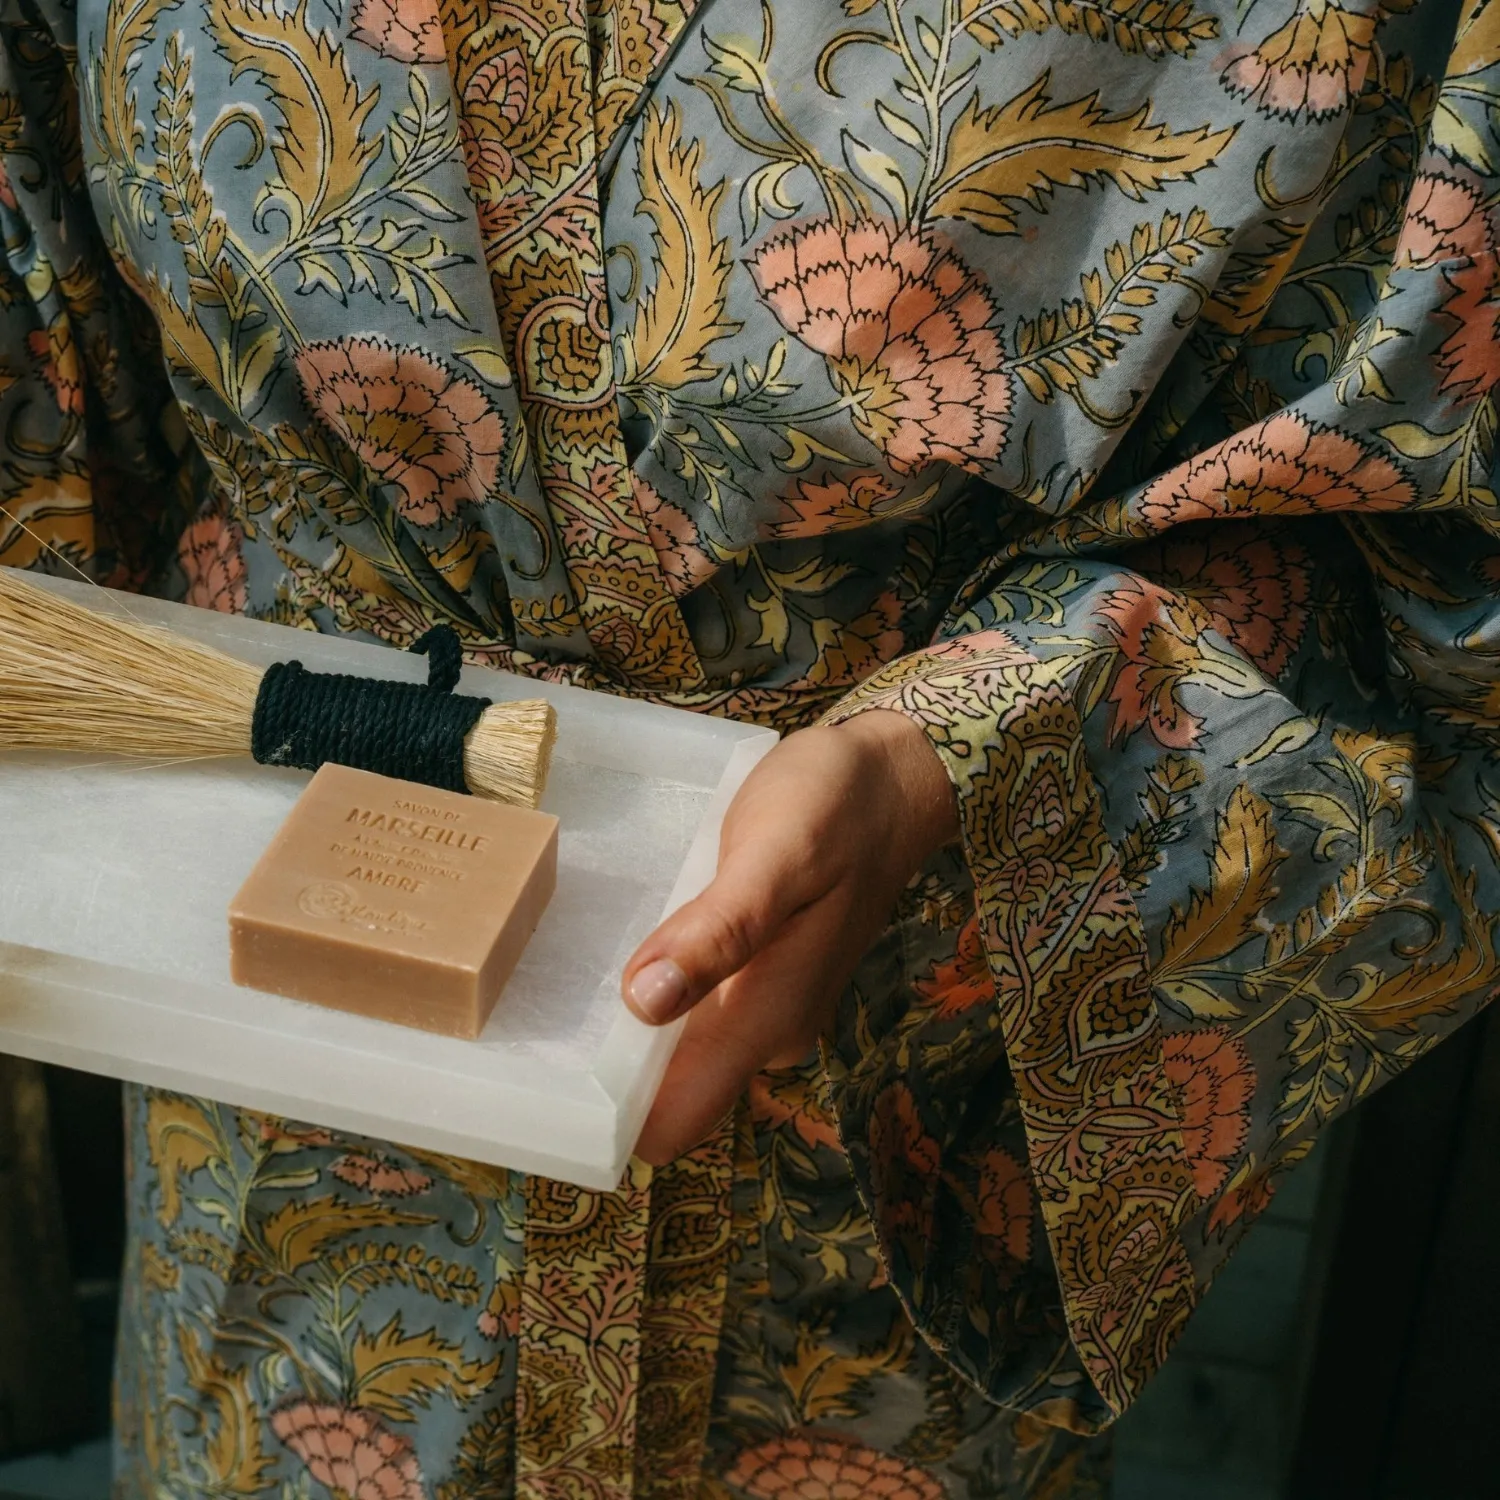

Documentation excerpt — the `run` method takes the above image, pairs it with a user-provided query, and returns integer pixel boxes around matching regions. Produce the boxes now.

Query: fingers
[622,828,821,1025]
[621,715,947,1163]
[633,896,852,1164]
[632,983,763,1166]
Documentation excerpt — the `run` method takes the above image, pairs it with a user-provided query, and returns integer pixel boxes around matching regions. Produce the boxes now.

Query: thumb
[622,834,818,1025]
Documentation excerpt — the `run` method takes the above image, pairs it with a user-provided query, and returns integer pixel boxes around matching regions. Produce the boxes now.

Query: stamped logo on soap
[296,880,429,935]
[286,792,502,941]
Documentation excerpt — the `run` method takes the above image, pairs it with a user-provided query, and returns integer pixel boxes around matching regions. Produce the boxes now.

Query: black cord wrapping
[251,626,491,793]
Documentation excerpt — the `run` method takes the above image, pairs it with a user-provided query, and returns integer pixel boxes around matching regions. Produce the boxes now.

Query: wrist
[833,708,959,865]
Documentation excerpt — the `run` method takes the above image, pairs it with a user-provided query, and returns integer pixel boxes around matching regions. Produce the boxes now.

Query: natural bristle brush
[0,567,556,808]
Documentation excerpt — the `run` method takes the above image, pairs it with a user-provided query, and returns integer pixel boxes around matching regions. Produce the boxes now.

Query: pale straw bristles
[0,569,556,807]
[464,698,556,808]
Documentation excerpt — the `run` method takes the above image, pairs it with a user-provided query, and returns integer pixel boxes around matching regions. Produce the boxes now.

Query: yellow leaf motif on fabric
[154,33,227,293]
[177,1321,276,1493]
[1271,840,1499,1142]
[260,1195,438,1274]
[748,588,790,652]
[351,1315,501,1421]
[436,1407,512,1500]
[421,525,494,594]
[1345,516,1465,605]
[139,1241,181,1293]
[777,1308,914,1423]
[1011,207,1229,426]
[0,90,24,154]
[96,0,178,167]
[1263,835,1429,973]
[1434,0,1500,171]
[1447,0,1499,78]
[929,71,1235,234]
[206,0,380,237]
[1332,726,1415,820]
[1115,751,1203,891]
[1201,222,1311,339]
[963,0,1220,57]
[625,102,741,391]
[1155,785,1287,1018]
[0,472,94,571]
[144,1092,221,1228]
[1332,860,1497,1036]
[1236,715,1320,769]
[325,1241,485,1307]
[401,1147,514,1218]
[145,271,234,406]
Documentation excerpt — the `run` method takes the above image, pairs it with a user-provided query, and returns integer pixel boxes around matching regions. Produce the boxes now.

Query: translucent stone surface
[0,575,776,1187]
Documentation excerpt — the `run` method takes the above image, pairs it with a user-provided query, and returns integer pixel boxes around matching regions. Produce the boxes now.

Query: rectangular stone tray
[0,574,775,1189]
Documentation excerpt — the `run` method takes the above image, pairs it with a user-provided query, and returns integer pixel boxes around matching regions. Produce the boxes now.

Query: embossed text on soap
[344,805,490,853]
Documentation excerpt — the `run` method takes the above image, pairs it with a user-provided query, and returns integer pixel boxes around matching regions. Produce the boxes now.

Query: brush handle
[251,639,492,794]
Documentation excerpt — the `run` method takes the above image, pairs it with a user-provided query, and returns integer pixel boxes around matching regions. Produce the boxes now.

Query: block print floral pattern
[0,0,1489,1490]
[293,340,509,529]
[748,221,1012,474]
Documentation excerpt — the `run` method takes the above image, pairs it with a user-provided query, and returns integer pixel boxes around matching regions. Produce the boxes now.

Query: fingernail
[629,958,689,1022]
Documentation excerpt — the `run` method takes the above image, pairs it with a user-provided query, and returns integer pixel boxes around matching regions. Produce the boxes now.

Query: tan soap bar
[229,763,557,1038]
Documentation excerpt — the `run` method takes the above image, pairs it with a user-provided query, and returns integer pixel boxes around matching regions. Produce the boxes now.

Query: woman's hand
[622,709,958,1165]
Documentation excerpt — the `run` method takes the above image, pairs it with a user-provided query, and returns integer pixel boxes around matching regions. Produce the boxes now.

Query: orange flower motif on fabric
[295,338,506,528]
[1220,0,1375,120]
[750,219,1010,475]
[914,914,996,1018]
[458,46,530,186]
[749,1068,843,1155]
[330,1152,433,1198]
[869,1080,942,1259]
[0,161,15,212]
[1437,259,1500,399]
[178,512,248,615]
[725,1433,946,1500]
[271,1403,425,1500]
[768,471,904,539]
[350,0,444,63]
[789,590,907,690]
[1207,1163,1278,1239]
[1162,1026,1257,1198]
[1135,411,1415,531]
[970,1146,1034,1267]
[1394,170,1500,399]
[634,474,716,596]
[258,1118,336,1149]
[28,324,83,416]
[1132,528,1312,680]
[1096,576,1214,748]
[1396,171,1493,268]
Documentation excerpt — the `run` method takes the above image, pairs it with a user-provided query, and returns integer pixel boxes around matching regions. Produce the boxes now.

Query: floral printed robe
[0,0,1495,1492]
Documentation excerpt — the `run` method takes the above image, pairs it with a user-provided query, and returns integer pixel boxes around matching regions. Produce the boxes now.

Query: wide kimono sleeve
[817,0,1500,1435]
[0,0,185,589]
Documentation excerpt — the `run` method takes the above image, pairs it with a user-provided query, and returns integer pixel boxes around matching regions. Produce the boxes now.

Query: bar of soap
[228,763,557,1039]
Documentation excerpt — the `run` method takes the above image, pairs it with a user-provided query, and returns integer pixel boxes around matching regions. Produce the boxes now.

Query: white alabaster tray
[0,574,776,1189]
